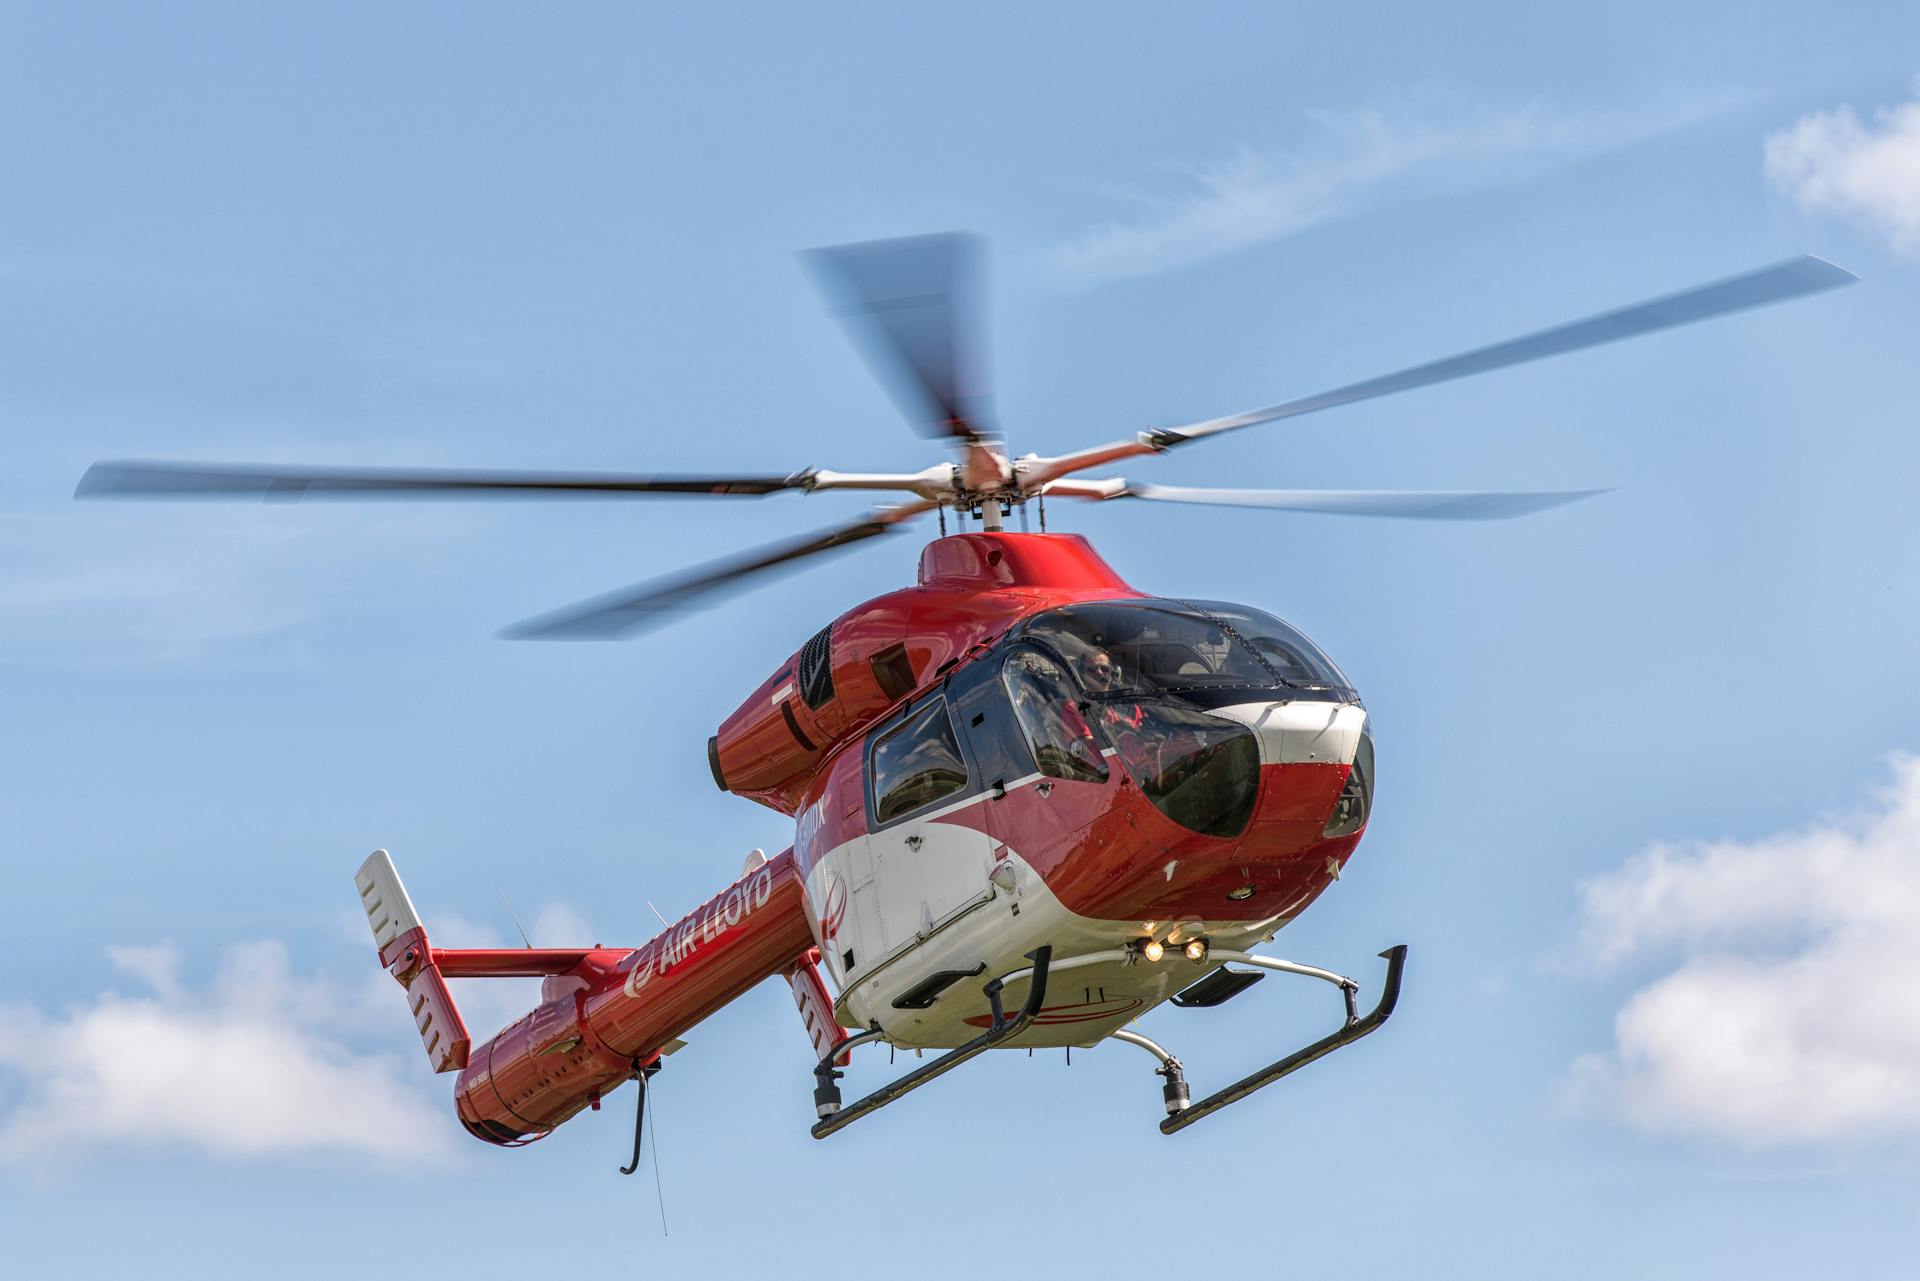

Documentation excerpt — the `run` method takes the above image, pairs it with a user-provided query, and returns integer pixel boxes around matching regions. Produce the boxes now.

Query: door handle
[905,834,923,851]
[990,779,1007,800]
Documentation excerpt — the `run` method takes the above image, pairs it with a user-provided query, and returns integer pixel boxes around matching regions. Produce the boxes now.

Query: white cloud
[1567,756,1920,1147]
[1766,83,1920,256]
[0,942,451,1163]
[1051,89,1733,283]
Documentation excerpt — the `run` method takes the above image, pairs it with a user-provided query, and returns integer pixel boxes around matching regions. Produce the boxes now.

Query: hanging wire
[646,1070,668,1236]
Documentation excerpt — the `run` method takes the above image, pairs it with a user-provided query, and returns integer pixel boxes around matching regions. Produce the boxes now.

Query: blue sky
[4,4,1919,1276]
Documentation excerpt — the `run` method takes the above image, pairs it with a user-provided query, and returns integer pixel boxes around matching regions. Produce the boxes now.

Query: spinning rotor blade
[1029,255,1856,485]
[501,501,936,640]
[805,232,992,444]
[1045,479,1607,520]
[76,460,816,501]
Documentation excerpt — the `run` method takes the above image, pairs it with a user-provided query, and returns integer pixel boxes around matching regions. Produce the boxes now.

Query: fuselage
[711,531,1374,1049]
[436,530,1375,1144]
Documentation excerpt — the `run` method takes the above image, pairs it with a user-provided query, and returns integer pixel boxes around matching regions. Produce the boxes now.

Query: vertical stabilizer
[786,948,852,1067]
[356,849,471,1074]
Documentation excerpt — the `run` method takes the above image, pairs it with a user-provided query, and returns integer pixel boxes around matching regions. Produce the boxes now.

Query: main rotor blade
[501,501,936,640]
[1026,255,1856,487]
[805,232,992,444]
[1159,255,1855,447]
[76,460,817,501]
[1046,479,1607,520]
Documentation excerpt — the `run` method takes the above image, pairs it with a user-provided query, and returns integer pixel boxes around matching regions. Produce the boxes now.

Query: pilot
[1077,648,1144,730]
[1077,648,1120,692]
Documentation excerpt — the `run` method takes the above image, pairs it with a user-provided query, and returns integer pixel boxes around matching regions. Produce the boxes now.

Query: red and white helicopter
[79,235,1853,1157]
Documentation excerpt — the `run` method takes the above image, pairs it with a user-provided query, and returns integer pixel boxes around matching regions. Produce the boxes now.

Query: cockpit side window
[1001,649,1109,784]
[869,697,970,826]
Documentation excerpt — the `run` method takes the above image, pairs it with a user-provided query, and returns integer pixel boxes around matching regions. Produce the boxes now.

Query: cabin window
[1002,649,1109,784]
[870,699,969,825]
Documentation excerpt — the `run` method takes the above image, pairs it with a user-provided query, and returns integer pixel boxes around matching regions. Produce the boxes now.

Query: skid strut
[1157,944,1407,1135]
[1109,1029,1190,1116]
[810,945,1053,1140]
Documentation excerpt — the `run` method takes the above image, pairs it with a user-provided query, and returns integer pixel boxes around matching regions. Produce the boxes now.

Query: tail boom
[361,846,819,1145]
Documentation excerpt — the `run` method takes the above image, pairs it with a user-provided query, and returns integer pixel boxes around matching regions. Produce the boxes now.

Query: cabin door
[865,689,997,948]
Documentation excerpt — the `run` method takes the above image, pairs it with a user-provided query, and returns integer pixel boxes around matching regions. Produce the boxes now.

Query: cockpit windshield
[1016,598,1353,706]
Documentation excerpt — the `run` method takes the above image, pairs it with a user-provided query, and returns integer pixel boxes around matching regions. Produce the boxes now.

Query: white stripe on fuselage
[1211,701,1367,766]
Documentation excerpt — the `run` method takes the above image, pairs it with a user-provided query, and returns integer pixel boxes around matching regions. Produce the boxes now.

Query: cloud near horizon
[1566,755,1920,1147]
[0,941,450,1164]
[1050,89,1736,283]
[1766,81,1920,257]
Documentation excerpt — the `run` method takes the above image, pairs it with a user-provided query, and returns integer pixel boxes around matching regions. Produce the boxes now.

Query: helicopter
[77,234,1855,1154]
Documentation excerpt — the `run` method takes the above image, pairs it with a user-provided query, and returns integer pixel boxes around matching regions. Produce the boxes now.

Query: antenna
[498,890,533,949]
[645,900,671,929]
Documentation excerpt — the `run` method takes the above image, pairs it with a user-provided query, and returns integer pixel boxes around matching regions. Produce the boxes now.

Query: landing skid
[1144,945,1407,1134]
[810,946,1054,1140]
[805,943,1406,1139]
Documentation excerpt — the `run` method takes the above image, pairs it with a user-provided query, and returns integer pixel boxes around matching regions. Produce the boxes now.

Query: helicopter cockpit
[1015,599,1355,707]
[991,599,1360,839]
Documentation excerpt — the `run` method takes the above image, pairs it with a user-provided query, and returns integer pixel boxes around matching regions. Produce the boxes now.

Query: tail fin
[355,849,472,1074]
[786,948,853,1067]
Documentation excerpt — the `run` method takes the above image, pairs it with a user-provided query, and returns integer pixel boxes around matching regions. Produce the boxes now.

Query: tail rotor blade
[805,232,992,444]
[501,502,935,640]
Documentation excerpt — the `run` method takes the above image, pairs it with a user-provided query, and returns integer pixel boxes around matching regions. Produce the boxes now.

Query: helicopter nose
[1209,700,1369,768]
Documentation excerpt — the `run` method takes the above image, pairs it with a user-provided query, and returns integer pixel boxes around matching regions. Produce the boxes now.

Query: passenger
[1193,626,1230,675]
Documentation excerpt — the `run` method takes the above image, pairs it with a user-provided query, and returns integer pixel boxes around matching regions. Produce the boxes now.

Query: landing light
[1227,885,1255,901]
[1184,940,1209,963]
[1141,940,1165,963]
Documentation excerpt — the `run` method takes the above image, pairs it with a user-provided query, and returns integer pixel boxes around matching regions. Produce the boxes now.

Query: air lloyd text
[623,865,776,997]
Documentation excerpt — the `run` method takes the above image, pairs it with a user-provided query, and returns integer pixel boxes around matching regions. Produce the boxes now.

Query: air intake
[798,624,835,709]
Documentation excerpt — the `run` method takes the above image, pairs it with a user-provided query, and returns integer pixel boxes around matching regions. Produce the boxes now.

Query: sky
[3,3,1919,1276]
